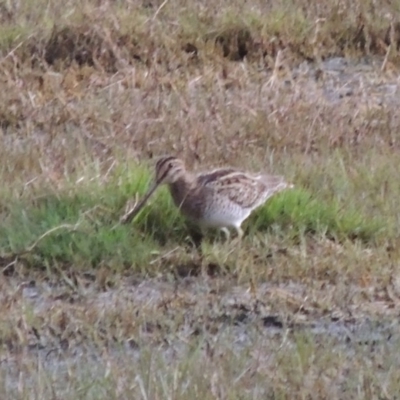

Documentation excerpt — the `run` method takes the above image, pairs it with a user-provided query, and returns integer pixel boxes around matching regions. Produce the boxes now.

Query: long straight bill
[122,181,160,224]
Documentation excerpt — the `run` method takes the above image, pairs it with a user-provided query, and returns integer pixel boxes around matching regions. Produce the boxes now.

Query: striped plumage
[126,156,293,239]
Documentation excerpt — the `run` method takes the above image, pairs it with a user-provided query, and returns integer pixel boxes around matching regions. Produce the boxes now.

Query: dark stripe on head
[155,156,178,183]
[156,156,176,171]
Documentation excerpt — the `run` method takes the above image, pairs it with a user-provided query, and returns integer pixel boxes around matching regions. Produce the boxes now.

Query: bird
[123,156,293,240]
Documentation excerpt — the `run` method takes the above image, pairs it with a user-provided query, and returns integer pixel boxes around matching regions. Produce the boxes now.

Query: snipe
[123,156,293,239]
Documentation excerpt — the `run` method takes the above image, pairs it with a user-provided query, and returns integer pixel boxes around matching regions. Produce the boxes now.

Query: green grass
[255,188,383,242]
[0,0,400,397]
[0,163,383,272]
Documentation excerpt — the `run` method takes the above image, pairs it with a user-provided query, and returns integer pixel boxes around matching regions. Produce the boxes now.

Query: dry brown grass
[1,0,400,398]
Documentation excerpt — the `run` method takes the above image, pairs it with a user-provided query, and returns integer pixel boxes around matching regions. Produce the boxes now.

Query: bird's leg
[186,221,204,250]
[226,226,244,248]
[235,226,244,241]
[221,227,231,242]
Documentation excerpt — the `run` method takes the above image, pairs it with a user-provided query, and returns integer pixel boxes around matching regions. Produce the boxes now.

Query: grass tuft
[0,0,399,396]
[253,188,382,242]
[1,168,382,272]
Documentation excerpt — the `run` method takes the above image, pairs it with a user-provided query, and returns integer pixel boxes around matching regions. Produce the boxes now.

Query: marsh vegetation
[1,0,400,398]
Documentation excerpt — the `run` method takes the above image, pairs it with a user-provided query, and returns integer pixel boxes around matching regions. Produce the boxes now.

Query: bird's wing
[197,168,289,209]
